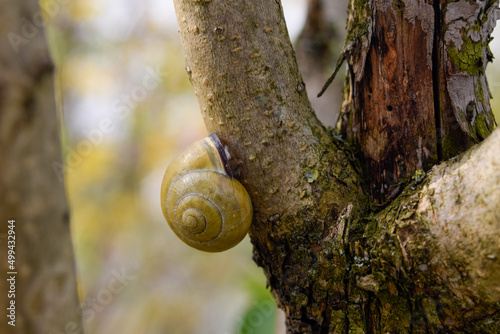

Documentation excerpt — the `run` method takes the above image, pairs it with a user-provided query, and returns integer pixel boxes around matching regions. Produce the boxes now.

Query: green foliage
[236,300,277,334]
[237,300,277,334]
[236,278,278,334]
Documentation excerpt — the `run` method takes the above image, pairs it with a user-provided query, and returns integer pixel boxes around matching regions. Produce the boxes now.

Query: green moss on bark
[447,38,486,75]
[473,113,493,140]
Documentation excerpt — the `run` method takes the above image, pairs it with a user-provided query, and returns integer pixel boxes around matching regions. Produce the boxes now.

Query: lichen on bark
[443,0,498,146]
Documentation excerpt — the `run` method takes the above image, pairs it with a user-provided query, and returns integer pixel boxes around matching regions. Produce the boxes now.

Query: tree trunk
[0,0,83,333]
[172,0,500,332]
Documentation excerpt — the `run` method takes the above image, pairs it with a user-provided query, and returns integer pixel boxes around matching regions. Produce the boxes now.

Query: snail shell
[160,134,253,252]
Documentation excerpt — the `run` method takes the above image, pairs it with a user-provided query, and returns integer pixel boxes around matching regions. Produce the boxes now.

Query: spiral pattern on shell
[167,171,224,243]
[161,134,253,252]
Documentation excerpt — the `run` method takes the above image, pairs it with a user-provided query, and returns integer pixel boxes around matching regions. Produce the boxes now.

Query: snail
[160,134,253,252]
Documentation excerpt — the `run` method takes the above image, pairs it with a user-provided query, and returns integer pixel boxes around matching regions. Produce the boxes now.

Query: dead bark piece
[341,0,498,204]
[441,0,498,146]
[342,0,438,203]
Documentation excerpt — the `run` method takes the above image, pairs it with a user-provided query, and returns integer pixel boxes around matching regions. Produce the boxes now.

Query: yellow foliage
[63,56,115,95]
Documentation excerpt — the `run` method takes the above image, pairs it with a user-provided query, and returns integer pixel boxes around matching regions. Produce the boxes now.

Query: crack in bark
[319,302,331,334]
[364,293,375,334]
[342,212,351,334]
[432,0,443,162]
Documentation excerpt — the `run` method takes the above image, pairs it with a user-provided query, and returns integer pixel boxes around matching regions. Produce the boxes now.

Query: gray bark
[0,0,83,333]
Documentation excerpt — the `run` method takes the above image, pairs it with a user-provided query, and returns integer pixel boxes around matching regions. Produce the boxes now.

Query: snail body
[160,134,252,252]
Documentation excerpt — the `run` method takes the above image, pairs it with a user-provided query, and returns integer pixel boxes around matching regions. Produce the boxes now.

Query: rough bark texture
[439,0,498,155]
[0,0,83,333]
[340,0,498,203]
[341,0,438,204]
[173,0,364,231]
[361,128,500,332]
[173,1,367,331]
[173,0,500,332]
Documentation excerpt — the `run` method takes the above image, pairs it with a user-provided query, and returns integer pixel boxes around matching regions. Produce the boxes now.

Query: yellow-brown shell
[160,134,253,252]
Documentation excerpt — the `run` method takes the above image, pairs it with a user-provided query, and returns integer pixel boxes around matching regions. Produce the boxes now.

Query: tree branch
[413,126,500,303]
[362,127,500,331]
[173,0,364,229]
[173,1,367,330]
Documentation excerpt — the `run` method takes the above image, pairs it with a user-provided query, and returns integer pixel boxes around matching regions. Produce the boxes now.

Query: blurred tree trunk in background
[174,0,500,332]
[295,0,348,127]
[0,0,82,333]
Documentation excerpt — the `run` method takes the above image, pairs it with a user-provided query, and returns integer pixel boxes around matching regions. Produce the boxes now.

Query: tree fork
[171,0,366,245]
[173,0,500,332]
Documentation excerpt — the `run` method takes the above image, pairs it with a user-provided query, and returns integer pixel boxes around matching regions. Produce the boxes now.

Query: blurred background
[41,0,500,333]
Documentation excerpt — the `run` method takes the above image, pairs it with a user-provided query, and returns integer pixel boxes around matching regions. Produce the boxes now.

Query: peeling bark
[440,0,498,145]
[341,0,439,204]
[341,0,498,203]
